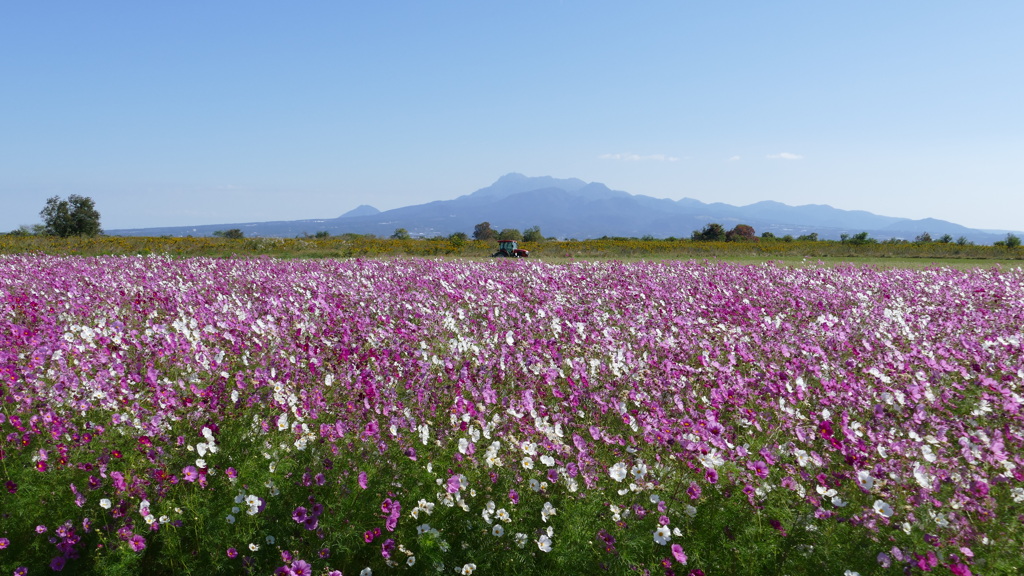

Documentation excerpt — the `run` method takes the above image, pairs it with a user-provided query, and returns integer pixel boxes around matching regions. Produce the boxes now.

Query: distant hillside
[107,173,1019,244]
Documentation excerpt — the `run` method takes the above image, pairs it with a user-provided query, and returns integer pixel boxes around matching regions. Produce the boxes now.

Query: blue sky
[2,1,1022,233]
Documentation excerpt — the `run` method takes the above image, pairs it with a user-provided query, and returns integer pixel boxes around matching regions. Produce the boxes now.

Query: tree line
[7,196,1022,248]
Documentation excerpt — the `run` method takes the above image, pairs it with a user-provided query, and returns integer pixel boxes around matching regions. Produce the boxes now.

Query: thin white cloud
[600,153,680,162]
[728,155,741,161]
[766,152,804,160]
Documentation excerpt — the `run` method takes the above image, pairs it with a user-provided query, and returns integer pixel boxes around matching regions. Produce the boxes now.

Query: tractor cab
[492,239,529,258]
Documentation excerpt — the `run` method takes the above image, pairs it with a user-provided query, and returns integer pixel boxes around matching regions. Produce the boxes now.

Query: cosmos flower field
[1,255,1022,576]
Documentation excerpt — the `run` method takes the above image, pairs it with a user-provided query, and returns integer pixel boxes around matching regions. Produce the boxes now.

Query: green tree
[390,228,411,240]
[473,222,497,241]
[691,223,726,241]
[498,228,523,242]
[936,234,953,244]
[846,231,874,245]
[40,195,102,237]
[796,232,819,242]
[8,224,45,236]
[523,226,544,243]
[213,229,245,239]
[914,232,933,243]
[760,231,776,239]
[1004,233,1021,248]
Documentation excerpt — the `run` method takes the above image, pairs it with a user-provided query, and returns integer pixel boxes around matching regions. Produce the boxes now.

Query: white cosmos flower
[631,462,648,479]
[521,456,534,470]
[873,500,894,518]
[653,525,671,545]
[609,462,628,482]
[541,502,557,522]
[226,514,236,524]
[857,471,874,491]
[913,465,933,489]
[99,498,112,509]
[492,524,504,537]
[816,486,837,498]
[536,534,552,552]
[566,477,579,492]
[794,449,811,467]
[514,533,528,548]
[698,449,725,469]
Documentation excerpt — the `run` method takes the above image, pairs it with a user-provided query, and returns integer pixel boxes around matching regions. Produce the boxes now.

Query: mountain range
[109,173,1018,244]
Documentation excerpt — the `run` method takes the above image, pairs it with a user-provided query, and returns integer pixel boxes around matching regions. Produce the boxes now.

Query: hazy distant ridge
[108,173,1017,244]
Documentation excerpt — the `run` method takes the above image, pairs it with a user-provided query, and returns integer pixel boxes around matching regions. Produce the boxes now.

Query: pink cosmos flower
[671,543,687,564]
[129,535,146,552]
[446,475,461,494]
[687,482,701,500]
[381,538,396,559]
[949,564,973,576]
[291,560,312,576]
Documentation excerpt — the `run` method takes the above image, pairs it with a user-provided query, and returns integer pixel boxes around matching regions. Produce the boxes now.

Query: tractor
[492,239,529,258]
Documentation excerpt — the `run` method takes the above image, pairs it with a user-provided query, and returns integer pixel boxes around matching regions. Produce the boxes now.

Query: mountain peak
[464,173,590,201]
[339,205,380,218]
